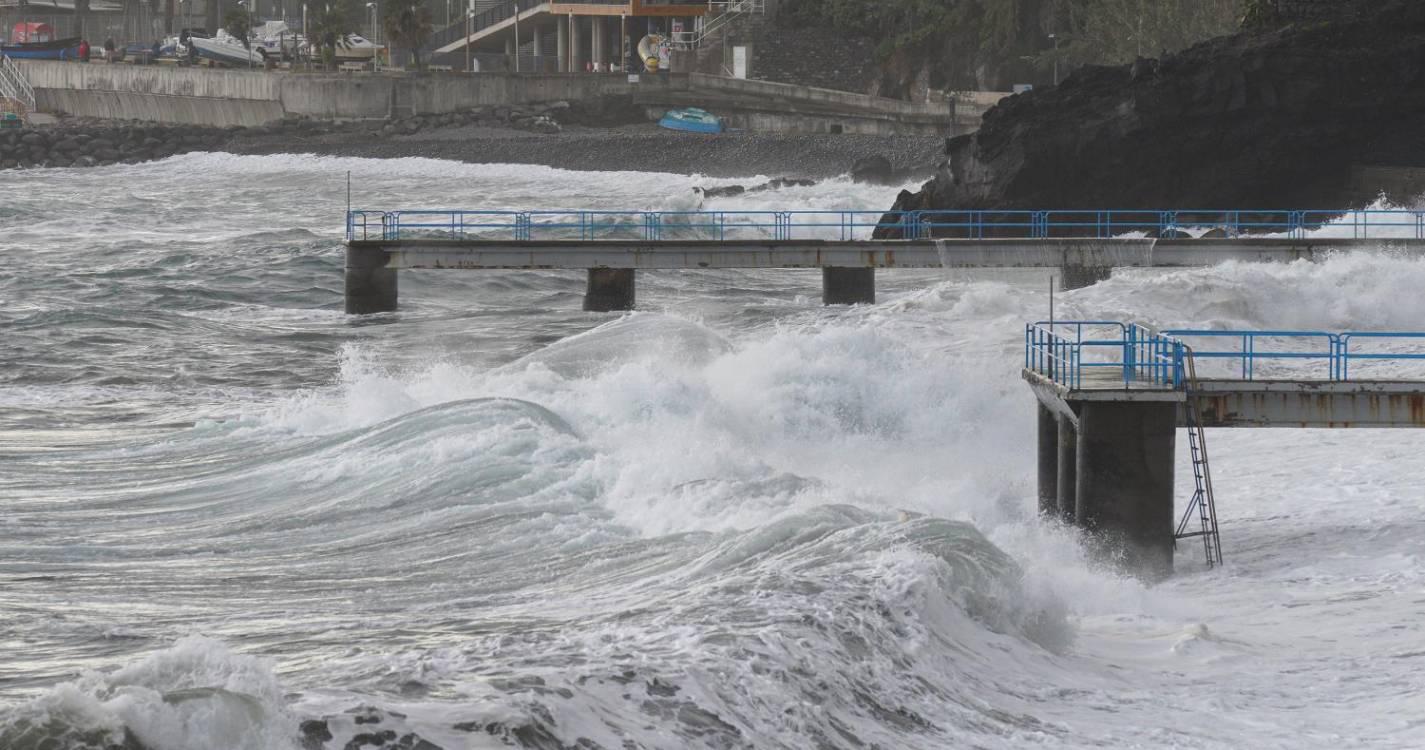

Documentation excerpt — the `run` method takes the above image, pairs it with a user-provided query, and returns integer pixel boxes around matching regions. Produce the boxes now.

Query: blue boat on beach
[1,37,81,59]
[659,107,724,134]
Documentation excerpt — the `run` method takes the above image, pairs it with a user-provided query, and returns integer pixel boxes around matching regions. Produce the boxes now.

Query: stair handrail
[0,53,36,116]
[425,0,543,53]
[670,0,765,50]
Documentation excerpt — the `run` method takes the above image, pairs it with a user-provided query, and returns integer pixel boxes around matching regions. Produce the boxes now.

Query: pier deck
[343,208,1425,313]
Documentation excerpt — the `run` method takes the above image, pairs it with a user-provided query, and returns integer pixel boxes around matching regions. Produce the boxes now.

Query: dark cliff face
[889,0,1425,216]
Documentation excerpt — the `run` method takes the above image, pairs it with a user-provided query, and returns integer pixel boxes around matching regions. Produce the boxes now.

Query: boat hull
[1,37,81,59]
[659,108,723,134]
[188,36,265,66]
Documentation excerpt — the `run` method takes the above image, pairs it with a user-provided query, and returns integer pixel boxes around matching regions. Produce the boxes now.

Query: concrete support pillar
[532,26,544,71]
[1075,401,1177,579]
[1056,415,1077,523]
[1060,265,1113,290]
[822,268,875,305]
[345,246,397,314]
[505,35,516,70]
[569,15,582,72]
[1037,404,1059,517]
[584,268,635,312]
[592,16,605,70]
[557,16,569,73]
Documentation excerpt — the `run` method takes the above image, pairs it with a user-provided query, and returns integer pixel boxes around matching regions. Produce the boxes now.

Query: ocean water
[3,153,1425,749]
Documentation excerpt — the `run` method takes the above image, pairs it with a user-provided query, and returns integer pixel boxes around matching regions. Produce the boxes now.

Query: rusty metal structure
[1026,320,1425,578]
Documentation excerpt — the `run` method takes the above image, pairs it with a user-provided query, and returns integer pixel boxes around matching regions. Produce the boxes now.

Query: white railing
[0,53,36,119]
[669,0,766,50]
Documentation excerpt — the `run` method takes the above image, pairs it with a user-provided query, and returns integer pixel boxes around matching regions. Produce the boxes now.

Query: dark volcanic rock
[850,154,899,184]
[884,0,1425,222]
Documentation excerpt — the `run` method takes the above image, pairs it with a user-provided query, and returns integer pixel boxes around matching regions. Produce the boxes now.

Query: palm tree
[381,0,432,70]
[310,0,361,69]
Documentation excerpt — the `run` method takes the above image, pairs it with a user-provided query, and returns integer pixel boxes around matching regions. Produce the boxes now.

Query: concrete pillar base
[1075,401,1177,580]
[822,267,875,305]
[1056,414,1078,523]
[1061,265,1112,290]
[584,268,635,312]
[345,246,397,314]
[1037,404,1059,517]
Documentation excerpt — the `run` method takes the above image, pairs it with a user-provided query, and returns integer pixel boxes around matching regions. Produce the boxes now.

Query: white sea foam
[6,156,1425,748]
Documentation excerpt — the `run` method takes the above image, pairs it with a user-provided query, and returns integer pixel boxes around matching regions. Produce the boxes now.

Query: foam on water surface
[4,155,1425,748]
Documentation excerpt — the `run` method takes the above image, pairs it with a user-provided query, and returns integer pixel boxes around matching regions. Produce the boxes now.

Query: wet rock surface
[0,122,233,169]
[885,0,1425,216]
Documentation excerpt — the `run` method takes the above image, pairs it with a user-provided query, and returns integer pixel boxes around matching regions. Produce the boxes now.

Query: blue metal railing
[346,208,1425,242]
[1026,322,1183,389]
[1026,322,1425,389]
[345,209,918,242]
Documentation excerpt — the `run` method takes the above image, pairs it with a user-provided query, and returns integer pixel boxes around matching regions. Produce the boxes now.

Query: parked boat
[659,107,724,135]
[0,36,81,60]
[188,31,266,67]
[333,34,380,61]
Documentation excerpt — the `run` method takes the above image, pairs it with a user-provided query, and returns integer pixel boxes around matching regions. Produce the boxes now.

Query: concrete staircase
[0,53,36,126]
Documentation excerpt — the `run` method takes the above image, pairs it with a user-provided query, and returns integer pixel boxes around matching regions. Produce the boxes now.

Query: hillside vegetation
[779,0,1244,95]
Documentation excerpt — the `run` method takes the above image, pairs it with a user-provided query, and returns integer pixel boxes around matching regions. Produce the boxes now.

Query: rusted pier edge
[344,237,1425,313]
[1026,369,1425,580]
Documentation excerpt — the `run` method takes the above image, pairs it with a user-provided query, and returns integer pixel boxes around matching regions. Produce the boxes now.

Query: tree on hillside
[1052,0,1244,66]
[382,0,433,69]
[225,6,253,48]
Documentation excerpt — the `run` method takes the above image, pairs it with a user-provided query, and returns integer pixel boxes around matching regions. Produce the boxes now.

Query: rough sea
[3,153,1425,749]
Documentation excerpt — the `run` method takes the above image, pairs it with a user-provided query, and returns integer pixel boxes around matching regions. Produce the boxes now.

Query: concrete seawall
[18,61,971,135]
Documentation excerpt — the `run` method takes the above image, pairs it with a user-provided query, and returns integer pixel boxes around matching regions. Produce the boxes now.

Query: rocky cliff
[885,0,1425,218]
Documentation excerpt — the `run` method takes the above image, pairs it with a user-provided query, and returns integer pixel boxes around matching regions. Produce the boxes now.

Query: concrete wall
[18,60,975,134]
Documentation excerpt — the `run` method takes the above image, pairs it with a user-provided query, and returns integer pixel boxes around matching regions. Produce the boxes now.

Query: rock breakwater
[884,0,1425,219]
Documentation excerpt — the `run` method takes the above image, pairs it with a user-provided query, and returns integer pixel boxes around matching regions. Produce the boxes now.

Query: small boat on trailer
[659,107,724,134]
[188,32,267,67]
[0,36,81,60]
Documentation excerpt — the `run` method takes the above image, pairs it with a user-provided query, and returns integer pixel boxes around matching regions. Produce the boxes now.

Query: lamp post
[366,0,379,70]
[1048,33,1059,85]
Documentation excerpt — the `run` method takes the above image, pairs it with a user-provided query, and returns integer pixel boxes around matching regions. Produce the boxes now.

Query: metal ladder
[1175,349,1224,567]
[0,53,36,125]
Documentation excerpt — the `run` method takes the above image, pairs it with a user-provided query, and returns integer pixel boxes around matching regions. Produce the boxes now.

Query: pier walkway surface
[1026,321,1425,580]
[344,208,1425,313]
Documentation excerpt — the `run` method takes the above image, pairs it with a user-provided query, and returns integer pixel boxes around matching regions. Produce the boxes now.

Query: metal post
[1049,33,1058,85]
[513,5,519,72]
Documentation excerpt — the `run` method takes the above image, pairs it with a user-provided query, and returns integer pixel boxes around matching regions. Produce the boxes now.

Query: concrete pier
[1037,405,1058,517]
[342,236,1425,315]
[822,268,876,305]
[1061,265,1113,290]
[584,268,635,312]
[1075,402,1177,579]
[1056,416,1078,523]
[345,246,398,314]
